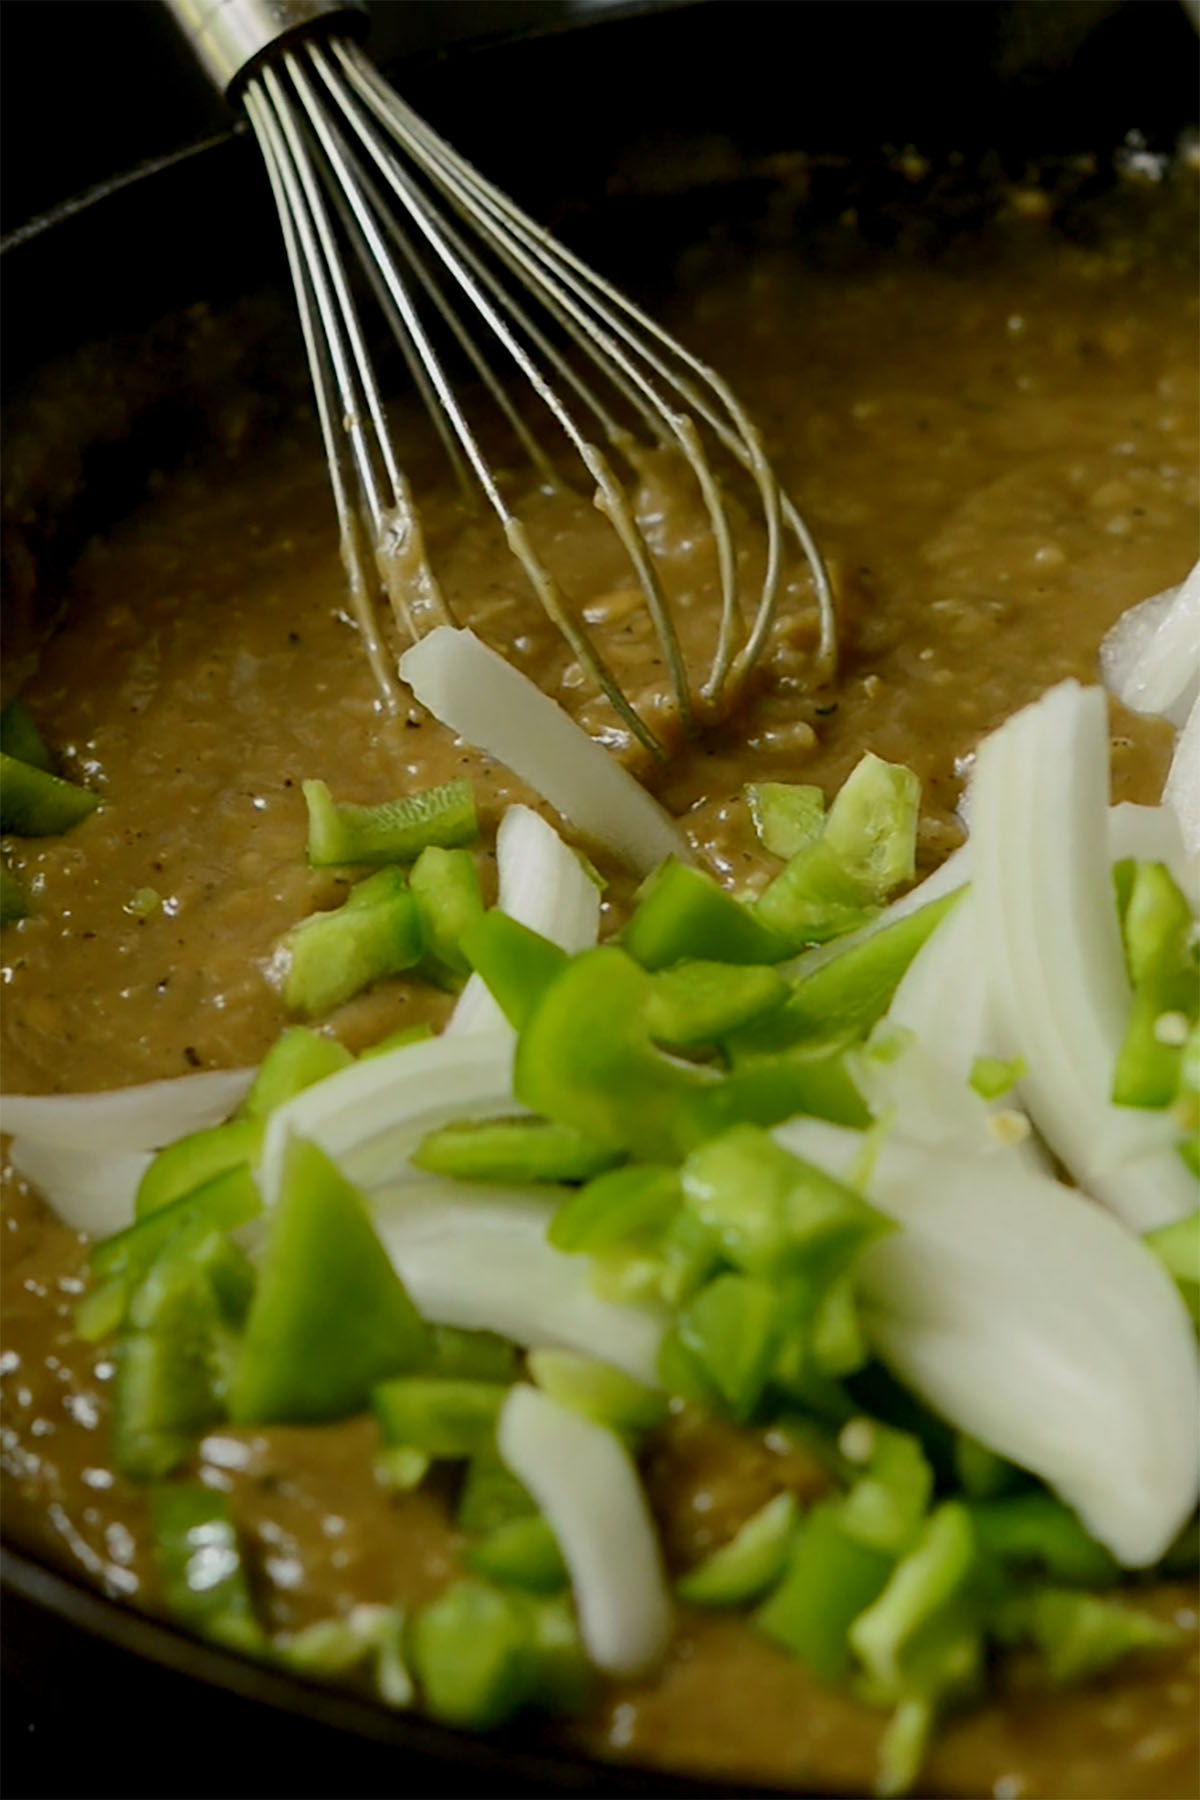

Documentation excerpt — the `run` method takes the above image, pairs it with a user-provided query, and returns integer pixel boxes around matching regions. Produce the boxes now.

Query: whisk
[166,0,835,758]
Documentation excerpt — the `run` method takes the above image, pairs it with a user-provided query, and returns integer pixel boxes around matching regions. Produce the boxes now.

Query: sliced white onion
[448,803,602,1037]
[1100,560,1200,728]
[855,1143,1200,1569]
[886,892,994,1091]
[369,1177,666,1385]
[968,681,1194,1231]
[0,1067,255,1154]
[258,1030,520,1205]
[1164,685,1200,860]
[399,627,685,875]
[7,1138,153,1238]
[777,845,971,985]
[497,1382,672,1677]
[1108,800,1199,908]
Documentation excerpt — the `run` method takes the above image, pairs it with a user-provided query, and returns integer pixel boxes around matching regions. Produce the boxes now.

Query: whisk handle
[164,0,366,95]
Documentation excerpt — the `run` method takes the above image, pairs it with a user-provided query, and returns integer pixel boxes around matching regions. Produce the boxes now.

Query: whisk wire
[307,38,688,751]
[244,69,404,695]
[206,5,839,757]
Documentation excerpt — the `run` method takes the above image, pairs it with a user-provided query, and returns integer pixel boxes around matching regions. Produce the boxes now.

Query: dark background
[2,2,1198,1797]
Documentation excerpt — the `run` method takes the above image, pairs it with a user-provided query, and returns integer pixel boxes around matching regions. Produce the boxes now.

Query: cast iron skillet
[2,4,1197,1796]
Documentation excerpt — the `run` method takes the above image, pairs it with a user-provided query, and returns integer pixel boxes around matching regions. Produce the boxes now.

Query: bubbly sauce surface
[3,211,1198,1797]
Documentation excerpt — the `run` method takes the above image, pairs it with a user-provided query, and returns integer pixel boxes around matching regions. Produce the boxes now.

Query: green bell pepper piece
[1113,862,1199,1109]
[756,1501,895,1682]
[745,781,826,860]
[548,1164,680,1254]
[690,1047,872,1133]
[1004,1588,1180,1684]
[413,1116,617,1185]
[282,868,424,1017]
[458,910,569,1030]
[427,1325,519,1384]
[514,945,719,1161]
[372,1376,508,1458]
[456,1448,537,1536]
[678,1271,784,1421]
[967,1492,1120,1587]
[754,838,880,953]
[111,1225,250,1480]
[527,1347,667,1433]
[134,1118,262,1218]
[149,1482,265,1655]
[410,844,485,985]
[838,1421,934,1558]
[0,697,55,772]
[681,1124,890,1282]
[409,1579,537,1729]
[821,752,920,900]
[677,1491,799,1607]
[730,891,961,1061]
[849,1502,979,1697]
[646,960,788,1047]
[465,1515,568,1593]
[1143,1208,1200,1325]
[303,776,477,866]
[0,862,29,924]
[622,856,790,969]
[240,1027,354,1121]
[0,750,99,835]
[87,1163,261,1338]
[229,1135,430,1423]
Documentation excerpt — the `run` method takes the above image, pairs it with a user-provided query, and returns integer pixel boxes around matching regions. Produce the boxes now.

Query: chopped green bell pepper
[240,1027,354,1121]
[465,1515,568,1593]
[459,911,568,1030]
[410,844,485,985]
[409,1578,537,1729]
[527,1347,667,1433]
[745,781,826,860]
[149,1482,265,1655]
[134,1118,262,1218]
[414,1116,617,1185]
[756,1501,895,1682]
[281,868,424,1017]
[372,1376,508,1458]
[0,749,99,835]
[622,857,790,969]
[0,697,56,773]
[548,1164,680,1255]
[303,776,477,866]
[677,1491,799,1607]
[646,960,788,1047]
[677,1271,784,1421]
[229,1135,430,1423]
[680,1124,890,1282]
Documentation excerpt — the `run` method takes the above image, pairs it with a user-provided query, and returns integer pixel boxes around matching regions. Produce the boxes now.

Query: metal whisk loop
[333,42,837,692]
[302,38,694,750]
[170,0,838,756]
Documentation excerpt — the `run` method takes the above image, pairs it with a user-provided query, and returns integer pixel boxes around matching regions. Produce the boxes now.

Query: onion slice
[0,1068,255,1153]
[1100,560,1200,728]
[7,1139,153,1239]
[449,803,601,1036]
[399,627,685,875]
[968,681,1194,1231]
[369,1179,666,1385]
[855,1143,1200,1569]
[258,1030,520,1204]
[497,1382,672,1677]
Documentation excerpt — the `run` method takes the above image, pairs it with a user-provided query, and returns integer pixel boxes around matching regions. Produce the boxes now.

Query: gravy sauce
[3,207,1197,1797]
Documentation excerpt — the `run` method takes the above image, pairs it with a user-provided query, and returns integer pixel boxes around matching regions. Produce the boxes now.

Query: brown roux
[2,211,1198,1798]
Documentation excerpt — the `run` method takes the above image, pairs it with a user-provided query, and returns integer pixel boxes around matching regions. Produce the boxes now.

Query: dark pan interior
[2,3,1197,1796]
